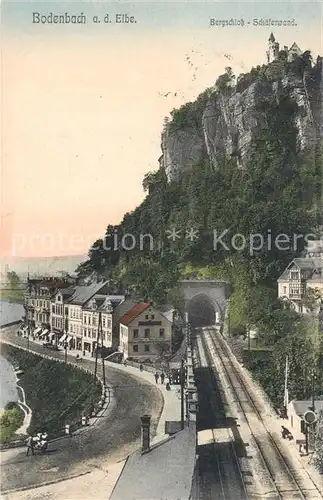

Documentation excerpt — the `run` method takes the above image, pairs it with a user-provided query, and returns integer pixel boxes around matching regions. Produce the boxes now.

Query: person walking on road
[154,372,159,384]
[140,364,143,372]
[160,372,165,384]
[26,435,34,456]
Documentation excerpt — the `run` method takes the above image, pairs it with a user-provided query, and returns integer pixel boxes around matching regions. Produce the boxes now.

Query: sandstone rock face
[160,66,322,181]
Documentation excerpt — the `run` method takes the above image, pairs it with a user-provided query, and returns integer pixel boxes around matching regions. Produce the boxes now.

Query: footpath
[2,335,182,500]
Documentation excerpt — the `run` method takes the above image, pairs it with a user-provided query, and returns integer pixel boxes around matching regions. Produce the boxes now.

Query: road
[196,327,322,499]
[0,329,163,493]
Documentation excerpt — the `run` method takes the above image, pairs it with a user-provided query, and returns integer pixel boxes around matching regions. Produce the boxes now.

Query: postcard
[1,1,322,499]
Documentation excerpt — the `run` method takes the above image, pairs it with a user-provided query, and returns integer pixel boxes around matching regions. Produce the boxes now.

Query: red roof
[119,302,151,326]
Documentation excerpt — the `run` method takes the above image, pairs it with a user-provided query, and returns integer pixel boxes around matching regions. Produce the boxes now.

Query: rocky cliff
[160,57,323,181]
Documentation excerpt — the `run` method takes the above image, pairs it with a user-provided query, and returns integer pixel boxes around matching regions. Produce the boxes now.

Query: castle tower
[266,33,280,63]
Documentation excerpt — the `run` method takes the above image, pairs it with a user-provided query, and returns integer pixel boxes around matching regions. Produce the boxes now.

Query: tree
[215,67,235,93]
[312,410,323,473]
[6,271,20,287]
[155,341,171,360]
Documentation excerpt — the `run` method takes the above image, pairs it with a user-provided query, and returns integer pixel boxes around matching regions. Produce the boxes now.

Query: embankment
[1,344,101,439]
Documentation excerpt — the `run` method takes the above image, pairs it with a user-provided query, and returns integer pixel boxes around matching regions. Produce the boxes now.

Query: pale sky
[1,0,322,258]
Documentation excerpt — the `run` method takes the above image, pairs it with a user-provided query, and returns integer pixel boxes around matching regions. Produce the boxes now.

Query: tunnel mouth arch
[186,293,218,328]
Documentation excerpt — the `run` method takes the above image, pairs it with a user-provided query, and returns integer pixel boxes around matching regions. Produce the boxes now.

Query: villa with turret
[266,33,302,64]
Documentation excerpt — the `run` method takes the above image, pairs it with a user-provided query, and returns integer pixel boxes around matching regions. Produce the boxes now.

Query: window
[144,328,150,338]
[290,271,299,280]
[102,317,106,327]
[133,345,139,353]
[84,316,87,324]
[65,307,68,316]
[144,345,150,352]
[52,305,55,313]
[57,295,61,302]
[159,328,165,337]
[133,329,139,338]
[151,315,155,320]
[108,319,112,328]
[145,315,149,319]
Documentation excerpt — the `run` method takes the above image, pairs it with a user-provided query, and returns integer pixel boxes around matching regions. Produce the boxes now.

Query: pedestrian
[154,372,159,384]
[165,376,171,391]
[160,372,165,384]
[26,435,34,456]
[140,364,143,372]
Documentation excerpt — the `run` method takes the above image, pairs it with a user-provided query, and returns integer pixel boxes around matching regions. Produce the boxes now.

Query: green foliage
[215,67,235,93]
[1,345,101,436]
[312,410,323,473]
[0,405,24,442]
[78,56,322,409]
[1,270,25,303]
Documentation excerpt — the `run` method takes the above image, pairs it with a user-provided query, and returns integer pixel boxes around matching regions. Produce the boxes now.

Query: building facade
[51,287,75,345]
[277,242,323,313]
[25,277,74,339]
[82,295,118,354]
[266,33,302,64]
[119,302,173,360]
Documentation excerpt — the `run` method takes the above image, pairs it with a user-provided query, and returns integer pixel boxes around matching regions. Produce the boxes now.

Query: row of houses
[23,277,177,359]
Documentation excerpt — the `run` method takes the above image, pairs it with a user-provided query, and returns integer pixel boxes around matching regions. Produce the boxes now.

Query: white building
[82,294,124,354]
[119,302,173,360]
[288,399,323,444]
[266,33,302,64]
[277,241,323,313]
[65,282,110,351]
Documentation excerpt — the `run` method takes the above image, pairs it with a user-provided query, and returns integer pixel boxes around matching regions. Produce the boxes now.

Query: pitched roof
[277,258,323,281]
[119,302,151,326]
[110,423,196,500]
[291,400,323,417]
[66,281,108,305]
[112,298,138,324]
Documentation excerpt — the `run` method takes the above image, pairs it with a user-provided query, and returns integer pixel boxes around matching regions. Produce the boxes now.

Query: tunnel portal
[186,293,218,327]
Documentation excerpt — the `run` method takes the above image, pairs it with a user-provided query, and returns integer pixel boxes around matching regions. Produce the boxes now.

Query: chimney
[140,414,151,453]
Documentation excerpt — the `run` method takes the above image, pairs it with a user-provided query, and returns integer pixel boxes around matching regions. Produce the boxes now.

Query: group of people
[154,372,171,390]
[26,431,48,456]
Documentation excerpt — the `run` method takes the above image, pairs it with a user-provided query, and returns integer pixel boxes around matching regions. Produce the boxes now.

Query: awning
[49,332,55,339]
[60,334,67,342]
[66,336,71,342]
[34,327,41,335]
[39,329,48,338]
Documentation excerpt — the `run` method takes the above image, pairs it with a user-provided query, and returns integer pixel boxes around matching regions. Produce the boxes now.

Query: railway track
[201,327,322,500]
[196,334,248,500]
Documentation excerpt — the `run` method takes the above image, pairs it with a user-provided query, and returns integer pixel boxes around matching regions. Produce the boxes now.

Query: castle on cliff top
[266,33,302,64]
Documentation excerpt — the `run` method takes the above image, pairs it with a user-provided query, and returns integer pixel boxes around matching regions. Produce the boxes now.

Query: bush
[0,406,24,442]
[1,345,101,436]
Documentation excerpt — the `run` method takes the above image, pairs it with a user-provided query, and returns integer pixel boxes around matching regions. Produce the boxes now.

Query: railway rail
[200,327,322,500]
[196,334,248,500]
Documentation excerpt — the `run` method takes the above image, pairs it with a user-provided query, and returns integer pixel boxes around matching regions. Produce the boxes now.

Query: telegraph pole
[27,320,30,351]
[180,358,185,430]
[94,312,100,382]
[94,310,105,383]
[100,312,106,385]
[312,370,316,412]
